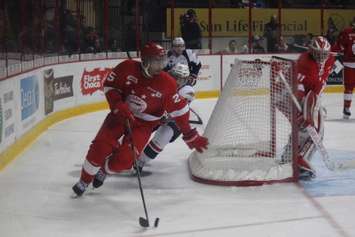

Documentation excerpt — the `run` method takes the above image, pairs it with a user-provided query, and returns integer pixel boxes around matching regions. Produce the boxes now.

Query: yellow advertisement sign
[167,8,353,37]
[323,9,355,34]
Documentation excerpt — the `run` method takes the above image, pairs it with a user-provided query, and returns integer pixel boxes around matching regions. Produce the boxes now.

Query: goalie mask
[141,42,167,78]
[172,37,186,55]
[169,63,190,87]
[309,36,331,64]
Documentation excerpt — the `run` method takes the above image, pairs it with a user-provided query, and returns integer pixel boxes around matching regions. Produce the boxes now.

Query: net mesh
[189,57,296,185]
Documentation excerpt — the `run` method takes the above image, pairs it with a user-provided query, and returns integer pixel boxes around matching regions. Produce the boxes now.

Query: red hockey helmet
[309,36,331,64]
[141,42,167,78]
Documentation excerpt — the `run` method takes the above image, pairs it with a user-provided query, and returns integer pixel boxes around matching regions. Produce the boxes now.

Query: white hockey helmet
[169,63,190,86]
[309,36,331,64]
[172,37,185,55]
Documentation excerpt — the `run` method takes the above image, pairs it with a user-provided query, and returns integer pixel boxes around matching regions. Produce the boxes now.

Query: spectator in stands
[222,39,238,54]
[180,9,202,49]
[264,14,280,53]
[84,27,101,53]
[277,36,289,52]
[240,44,249,54]
[302,33,314,47]
[325,17,338,45]
[252,35,265,53]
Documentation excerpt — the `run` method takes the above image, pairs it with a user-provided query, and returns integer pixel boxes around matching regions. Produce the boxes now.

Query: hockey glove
[187,74,197,86]
[182,128,208,153]
[113,102,135,123]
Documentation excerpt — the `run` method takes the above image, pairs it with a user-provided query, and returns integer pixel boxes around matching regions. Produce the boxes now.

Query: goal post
[188,57,299,186]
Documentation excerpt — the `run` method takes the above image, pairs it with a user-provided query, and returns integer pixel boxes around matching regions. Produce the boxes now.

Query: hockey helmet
[309,36,331,64]
[169,63,190,86]
[172,37,185,55]
[141,42,167,78]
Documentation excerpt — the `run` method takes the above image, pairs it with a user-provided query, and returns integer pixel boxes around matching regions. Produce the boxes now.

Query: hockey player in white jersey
[165,37,201,86]
[136,63,195,171]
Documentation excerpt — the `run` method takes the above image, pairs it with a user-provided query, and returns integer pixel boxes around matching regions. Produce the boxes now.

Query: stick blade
[139,217,149,227]
[154,218,160,227]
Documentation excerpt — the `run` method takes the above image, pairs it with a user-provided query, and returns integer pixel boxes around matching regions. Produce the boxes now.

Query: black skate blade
[154,218,160,227]
[139,217,149,227]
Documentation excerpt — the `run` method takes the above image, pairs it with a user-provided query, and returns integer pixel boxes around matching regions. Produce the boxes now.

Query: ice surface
[0,95,355,237]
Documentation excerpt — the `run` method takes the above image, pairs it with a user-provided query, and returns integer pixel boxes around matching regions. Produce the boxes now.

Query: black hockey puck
[154,218,160,227]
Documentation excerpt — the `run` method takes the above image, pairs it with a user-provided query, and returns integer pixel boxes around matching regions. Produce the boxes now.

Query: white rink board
[0,54,300,155]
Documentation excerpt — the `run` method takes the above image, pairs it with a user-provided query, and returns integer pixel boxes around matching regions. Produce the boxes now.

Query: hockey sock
[141,141,162,161]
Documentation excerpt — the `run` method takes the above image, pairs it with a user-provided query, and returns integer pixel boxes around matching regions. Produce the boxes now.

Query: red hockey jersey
[104,59,191,133]
[296,52,335,98]
[332,27,355,65]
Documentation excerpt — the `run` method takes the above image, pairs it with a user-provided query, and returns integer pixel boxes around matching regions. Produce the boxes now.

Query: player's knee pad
[152,123,176,148]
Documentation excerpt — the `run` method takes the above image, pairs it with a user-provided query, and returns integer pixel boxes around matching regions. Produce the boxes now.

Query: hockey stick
[189,108,203,125]
[125,120,160,228]
[278,71,355,171]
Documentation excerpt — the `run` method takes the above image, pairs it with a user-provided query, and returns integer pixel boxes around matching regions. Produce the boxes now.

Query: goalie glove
[182,128,208,153]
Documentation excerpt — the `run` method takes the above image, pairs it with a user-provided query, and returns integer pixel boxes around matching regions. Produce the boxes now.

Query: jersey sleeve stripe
[169,104,190,118]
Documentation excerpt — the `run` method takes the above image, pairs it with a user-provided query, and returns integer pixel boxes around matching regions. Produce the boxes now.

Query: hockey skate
[72,180,88,197]
[92,168,107,188]
[343,108,351,119]
[299,167,316,181]
[298,156,316,181]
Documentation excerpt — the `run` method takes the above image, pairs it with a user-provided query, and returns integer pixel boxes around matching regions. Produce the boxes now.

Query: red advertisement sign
[81,68,112,95]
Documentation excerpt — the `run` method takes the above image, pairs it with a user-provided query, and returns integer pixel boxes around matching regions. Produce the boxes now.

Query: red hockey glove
[113,102,135,123]
[182,128,208,153]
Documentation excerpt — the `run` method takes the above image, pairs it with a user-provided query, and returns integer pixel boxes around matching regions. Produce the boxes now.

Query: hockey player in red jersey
[72,42,208,196]
[332,21,355,119]
[293,36,335,179]
[277,36,335,180]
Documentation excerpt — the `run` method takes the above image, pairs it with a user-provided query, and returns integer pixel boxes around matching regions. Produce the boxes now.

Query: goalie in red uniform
[72,42,208,196]
[332,20,355,119]
[279,36,335,180]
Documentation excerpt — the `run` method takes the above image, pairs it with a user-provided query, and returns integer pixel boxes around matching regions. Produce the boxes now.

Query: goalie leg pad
[299,108,324,163]
[303,90,319,127]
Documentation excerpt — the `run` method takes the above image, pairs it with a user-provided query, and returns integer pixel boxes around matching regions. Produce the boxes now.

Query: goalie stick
[126,120,160,228]
[278,71,355,171]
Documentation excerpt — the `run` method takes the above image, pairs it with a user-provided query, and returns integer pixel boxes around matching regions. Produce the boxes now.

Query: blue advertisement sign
[21,75,39,120]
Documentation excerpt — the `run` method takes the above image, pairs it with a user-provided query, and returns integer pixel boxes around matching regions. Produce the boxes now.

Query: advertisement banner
[0,97,2,144]
[0,79,16,153]
[21,75,39,121]
[43,69,74,115]
[324,10,355,35]
[80,68,111,95]
[327,56,343,85]
[197,55,221,91]
[166,8,353,37]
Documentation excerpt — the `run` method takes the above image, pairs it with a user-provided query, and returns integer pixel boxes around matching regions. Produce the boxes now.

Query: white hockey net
[189,57,298,186]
